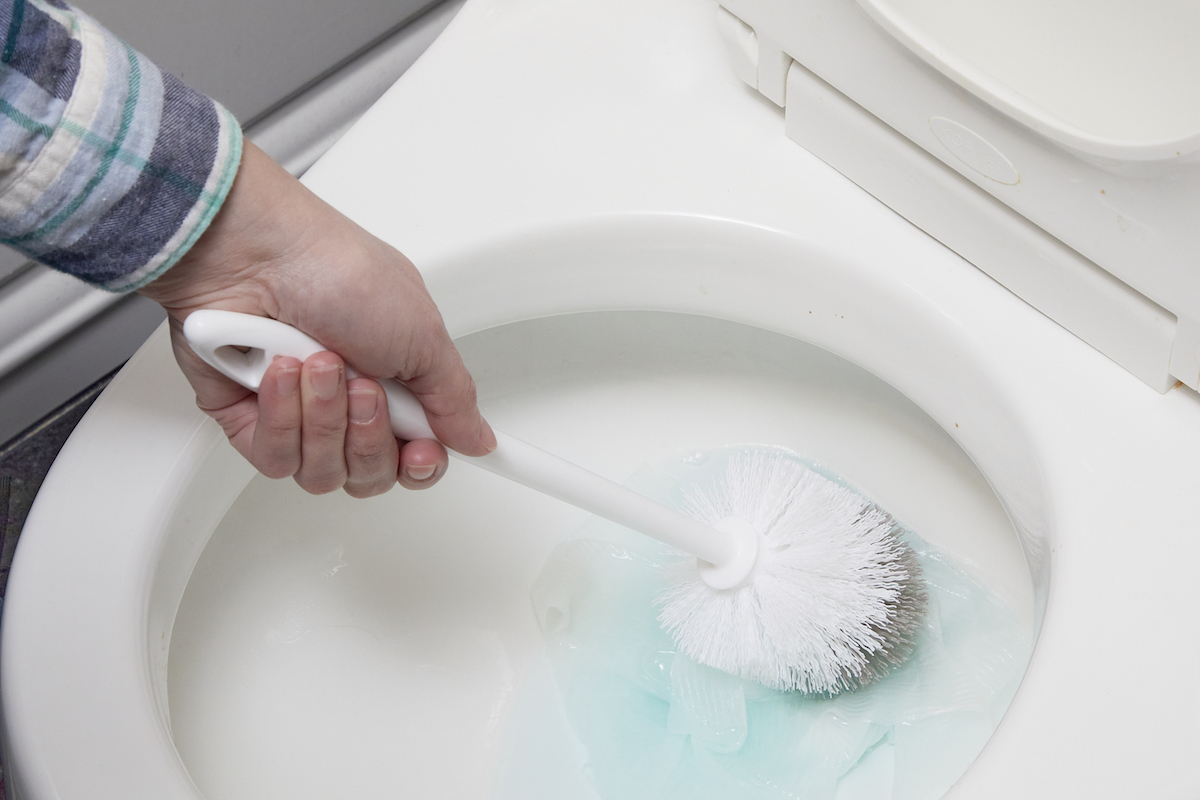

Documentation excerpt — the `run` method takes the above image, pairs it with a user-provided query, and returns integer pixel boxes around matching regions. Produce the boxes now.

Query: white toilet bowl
[4,0,1200,798]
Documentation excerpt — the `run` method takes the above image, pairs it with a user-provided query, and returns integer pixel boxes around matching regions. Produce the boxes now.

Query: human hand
[139,141,495,497]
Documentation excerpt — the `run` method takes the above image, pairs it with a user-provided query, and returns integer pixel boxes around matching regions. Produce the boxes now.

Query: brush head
[657,450,927,696]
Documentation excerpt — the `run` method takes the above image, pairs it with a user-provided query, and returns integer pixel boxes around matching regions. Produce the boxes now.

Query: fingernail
[275,365,300,396]
[405,464,436,482]
[482,420,498,453]
[348,387,378,424]
[310,363,342,400]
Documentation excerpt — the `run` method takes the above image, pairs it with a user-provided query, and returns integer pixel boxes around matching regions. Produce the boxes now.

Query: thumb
[400,339,496,457]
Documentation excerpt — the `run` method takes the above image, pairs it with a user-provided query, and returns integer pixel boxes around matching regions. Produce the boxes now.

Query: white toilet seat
[4,0,1200,797]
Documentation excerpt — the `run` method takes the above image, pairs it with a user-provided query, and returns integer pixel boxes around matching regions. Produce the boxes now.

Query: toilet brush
[183,310,925,695]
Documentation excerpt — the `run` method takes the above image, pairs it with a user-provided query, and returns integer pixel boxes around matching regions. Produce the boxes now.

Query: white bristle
[657,450,926,695]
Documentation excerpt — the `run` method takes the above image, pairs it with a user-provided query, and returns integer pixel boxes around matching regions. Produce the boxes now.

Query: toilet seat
[4,0,1200,798]
[716,0,1200,394]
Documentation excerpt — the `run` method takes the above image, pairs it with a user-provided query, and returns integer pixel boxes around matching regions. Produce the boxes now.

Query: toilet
[3,0,1200,798]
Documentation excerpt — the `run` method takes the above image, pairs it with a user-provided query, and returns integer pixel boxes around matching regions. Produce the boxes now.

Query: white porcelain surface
[857,0,1200,150]
[168,310,1032,799]
[3,0,1200,798]
[721,0,1200,397]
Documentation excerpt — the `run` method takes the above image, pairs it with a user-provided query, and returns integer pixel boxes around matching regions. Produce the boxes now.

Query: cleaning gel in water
[524,446,1031,800]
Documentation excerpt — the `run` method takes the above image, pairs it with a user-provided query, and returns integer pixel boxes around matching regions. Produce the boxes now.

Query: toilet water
[522,446,1031,800]
[170,313,1036,799]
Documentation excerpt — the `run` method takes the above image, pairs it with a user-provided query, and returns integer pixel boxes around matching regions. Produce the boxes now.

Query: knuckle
[307,415,347,440]
[348,436,393,465]
[259,461,298,480]
[298,475,346,496]
[251,438,301,480]
[264,417,302,438]
[343,477,394,499]
[296,464,347,495]
[346,446,397,496]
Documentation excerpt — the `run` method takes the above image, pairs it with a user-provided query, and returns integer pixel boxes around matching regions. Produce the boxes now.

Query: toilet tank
[716,0,1200,393]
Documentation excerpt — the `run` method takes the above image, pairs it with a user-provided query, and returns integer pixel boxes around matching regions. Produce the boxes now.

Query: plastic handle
[181,310,757,585]
[183,309,436,442]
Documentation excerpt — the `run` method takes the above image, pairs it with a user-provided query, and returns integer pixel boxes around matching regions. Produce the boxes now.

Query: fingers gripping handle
[182,310,435,441]
[181,310,756,587]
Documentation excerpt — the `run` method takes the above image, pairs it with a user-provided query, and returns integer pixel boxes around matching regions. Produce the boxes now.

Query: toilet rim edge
[0,213,1056,799]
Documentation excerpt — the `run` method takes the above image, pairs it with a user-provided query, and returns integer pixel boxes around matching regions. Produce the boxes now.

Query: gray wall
[0,0,438,285]
[0,0,459,445]
[83,0,439,123]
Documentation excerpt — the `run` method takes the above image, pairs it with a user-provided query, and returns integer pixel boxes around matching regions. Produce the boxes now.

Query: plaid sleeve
[0,0,242,292]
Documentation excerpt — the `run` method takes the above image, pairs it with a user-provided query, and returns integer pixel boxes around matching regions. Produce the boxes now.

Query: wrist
[137,141,294,318]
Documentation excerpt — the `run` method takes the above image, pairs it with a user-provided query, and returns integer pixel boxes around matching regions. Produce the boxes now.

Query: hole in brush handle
[184,310,439,441]
[183,310,326,390]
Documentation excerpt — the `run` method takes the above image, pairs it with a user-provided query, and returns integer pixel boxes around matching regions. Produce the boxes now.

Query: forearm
[0,0,494,496]
[0,0,241,291]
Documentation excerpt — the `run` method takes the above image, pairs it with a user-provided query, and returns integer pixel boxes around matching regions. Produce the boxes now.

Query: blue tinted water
[524,447,1031,800]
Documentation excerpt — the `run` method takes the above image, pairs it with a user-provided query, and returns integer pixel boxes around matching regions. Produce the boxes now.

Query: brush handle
[182,310,753,582]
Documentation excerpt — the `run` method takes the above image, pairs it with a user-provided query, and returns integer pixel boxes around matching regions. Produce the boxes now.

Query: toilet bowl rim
[0,212,1054,800]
